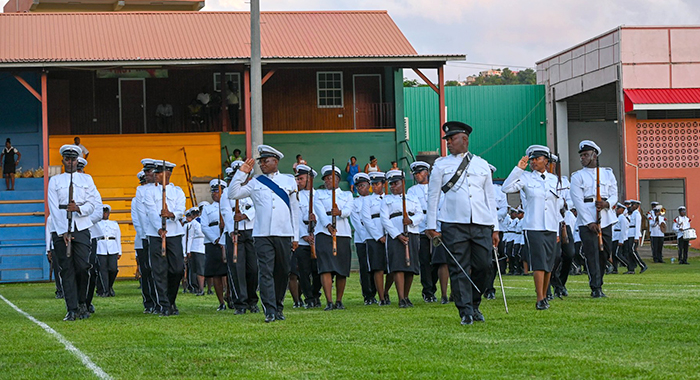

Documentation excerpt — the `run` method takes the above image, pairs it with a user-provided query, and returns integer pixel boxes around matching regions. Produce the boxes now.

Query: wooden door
[353,75,381,129]
[120,79,145,134]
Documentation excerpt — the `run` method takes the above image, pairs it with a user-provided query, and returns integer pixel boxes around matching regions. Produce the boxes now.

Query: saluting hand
[517,156,529,170]
[240,158,255,174]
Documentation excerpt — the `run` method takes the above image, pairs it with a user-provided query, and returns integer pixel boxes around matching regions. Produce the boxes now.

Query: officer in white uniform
[612,203,630,273]
[142,160,186,316]
[48,144,102,321]
[132,171,145,288]
[673,206,692,264]
[406,161,437,303]
[134,159,158,313]
[222,162,259,313]
[624,200,647,274]
[649,205,667,263]
[570,140,618,298]
[349,172,377,305]
[484,163,509,300]
[362,171,390,305]
[295,164,322,308]
[201,179,229,311]
[228,145,299,323]
[96,205,121,297]
[426,122,499,325]
[78,157,103,314]
[185,207,206,295]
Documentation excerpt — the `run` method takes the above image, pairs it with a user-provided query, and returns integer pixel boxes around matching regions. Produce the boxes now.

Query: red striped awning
[624,88,700,113]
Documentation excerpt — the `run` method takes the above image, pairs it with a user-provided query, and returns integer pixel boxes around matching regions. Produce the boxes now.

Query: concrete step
[0,215,45,224]
[1,178,44,191]
[0,226,44,241]
[0,190,44,201]
[0,203,44,214]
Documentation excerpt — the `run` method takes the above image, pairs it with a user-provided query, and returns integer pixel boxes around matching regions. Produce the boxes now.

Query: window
[317,71,343,108]
[213,72,241,109]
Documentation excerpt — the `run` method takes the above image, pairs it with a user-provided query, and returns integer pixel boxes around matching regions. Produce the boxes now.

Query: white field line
[0,294,113,380]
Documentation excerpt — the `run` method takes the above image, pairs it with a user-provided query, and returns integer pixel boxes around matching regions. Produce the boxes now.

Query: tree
[501,68,516,84]
[403,77,419,87]
[445,80,461,86]
[516,68,536,84]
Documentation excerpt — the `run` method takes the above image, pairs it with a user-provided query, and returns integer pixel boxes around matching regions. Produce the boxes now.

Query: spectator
[364,155,380,174]
[292,154,307,173]
[155,102,173,132]
[390,161,399,171]
[1,138,21,191]
[74,136,89,159]
[229,149,243,163]
[226,81,240,131]
[345,156,359,194]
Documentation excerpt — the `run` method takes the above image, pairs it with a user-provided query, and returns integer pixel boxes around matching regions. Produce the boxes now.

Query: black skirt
[365,238,387,272]
[191,251,206,276]
[386,233,420,274]
[524,230,557,272]
[3,160,15,175]
[204,243,228,277]
[315,234,351,277]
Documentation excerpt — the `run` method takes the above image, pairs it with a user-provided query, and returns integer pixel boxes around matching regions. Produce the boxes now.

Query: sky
[203,0,700,83]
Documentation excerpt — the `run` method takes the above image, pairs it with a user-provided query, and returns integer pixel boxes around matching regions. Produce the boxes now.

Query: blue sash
[255,175,291,209]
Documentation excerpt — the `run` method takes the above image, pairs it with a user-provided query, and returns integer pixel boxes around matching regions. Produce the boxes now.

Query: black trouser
[441,223,492,318]
[573,241,584,271]
[505,241,515,274]
[355,242,376,300]
[419,234,438,298]
[552,226,575,290]
[580,224,612,291]
[513,243,522,273]
[226,230,258,310]
[651,236,664,262]
[148,236,184,312]
[296,245,322,303]
[613,240,629,269]
[97,254,119,295]
[137,240,156,310]
[52,230,91,313]
[85,239,99,307]
[254,236,291,316]
[50,250,63,294]
[678,237,690,263]
[625,237,646,271]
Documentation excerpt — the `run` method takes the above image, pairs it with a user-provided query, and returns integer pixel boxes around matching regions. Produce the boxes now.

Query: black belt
[371,213,380,219]
[102,237,116,240]
[326,211,332,216]
[390,212,414,219]
[513,232,522,235]
[303,221,309,225]
[423,210,427,214]
[59,204,68,210]
[208,221,219,227]
[584,197,607,203]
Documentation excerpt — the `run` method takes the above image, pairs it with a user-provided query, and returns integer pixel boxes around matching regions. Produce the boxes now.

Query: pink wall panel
[622,64,670,89]
[671,29,700,62]
[672,64,700,88]
[621,29,669,64]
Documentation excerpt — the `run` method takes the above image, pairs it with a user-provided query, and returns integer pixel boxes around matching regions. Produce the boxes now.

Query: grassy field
[1,258,699,380]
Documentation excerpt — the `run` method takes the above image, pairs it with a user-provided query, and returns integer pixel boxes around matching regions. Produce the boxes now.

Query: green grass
[1,259,699,380]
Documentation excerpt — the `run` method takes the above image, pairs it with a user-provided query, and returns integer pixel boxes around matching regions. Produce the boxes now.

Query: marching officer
[426,121,500,325]
[228,145,299,323]
[48,144,102,321]
[295,164,322,308]
[624,200,648,274]
[350,172,377,305]
[673,206,692,264]
[570,140,618,298]
[96,205,121,297]
[134,159,157,313]
[200,179,229,311]
[362,171,390,305]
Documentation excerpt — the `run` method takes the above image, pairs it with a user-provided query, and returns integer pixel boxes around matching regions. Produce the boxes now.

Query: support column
[250,0,263,158]
[438,65,446,156]
[244,69,252,157]
[41,72,49,221]
[555,100,569,176]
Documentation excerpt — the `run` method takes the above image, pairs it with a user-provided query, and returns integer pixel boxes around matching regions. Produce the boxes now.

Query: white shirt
[426,153,499,230]
[297,189,313,246]
[45,215,54,252]
[564,210,577,232]
[502,167,564,232]
[570,167,618,228]
[131,191,143,250]
[196,92,210,105]
[380,193,424,238]
[649,214,666,238]
[673,215,691,239]
[513,218,524,244]
[88,194,104,239]
[362,193,386,241]
[78,144,89,158]
[350,195,370,244]
[313,188,353,238]
[573,223,581,243]
[493,184,510,232]
[96,220,121,255]
[221,194,255,232]
[228,170,299,240]
[185,219,205,254]
[406,183,428,233]
[627,209,642,240]
[134,184,152,242]
[614,213,630,242]
[142,183,186,237]
[503,216,514,243]
[200,202,227,244]
[47,172,101,235]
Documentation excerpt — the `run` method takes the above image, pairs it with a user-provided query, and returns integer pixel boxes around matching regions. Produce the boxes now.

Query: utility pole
[250,0,263,160]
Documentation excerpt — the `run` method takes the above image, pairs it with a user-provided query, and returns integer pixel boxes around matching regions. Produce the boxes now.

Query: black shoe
[227,301,236,310]
[249,305,260,313]
[598,290,607,298]
[275,312,285,321]
[624,270,635,274]
[335,301,345,310]
[473,309,485,322]
[170,305,179,315]
[405,298,414,307]
[109,289,115,297]
[324,302,335,311]
[369,297,378,305]
[88,304,95,314]
[485,292,496,300]
[546,294,554,301]
[144,307,154,314]
[264,314,275,323]
[591,289,606,298]
[55,292,64,299]
[63,311,77,321]
[659,260,665,263]
[363,298,370,306]
[78,304,90,320]
[536,300,548,310]
[611,270,618,274]
[379,299,389,306]
[398,299,408,308]
[234,308,246,315]
[640,265,648,274]
[441,296,449,304]
[293,301,302,308]
[195,291,205,296]
[461,315,474,325]
[160,309,171,317]
[561,288,569,297]
[217,303,226,311]
[207,289,213,295]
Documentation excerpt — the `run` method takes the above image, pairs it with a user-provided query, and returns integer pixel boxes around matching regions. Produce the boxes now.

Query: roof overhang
[624,88,700,113]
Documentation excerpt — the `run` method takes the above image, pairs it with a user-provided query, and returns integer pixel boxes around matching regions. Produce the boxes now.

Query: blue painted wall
[0,72,43,172]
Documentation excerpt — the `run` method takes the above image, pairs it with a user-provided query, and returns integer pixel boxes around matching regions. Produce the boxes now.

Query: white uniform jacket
[96,220,122,255]
[142,183,186,237]
[426,153,499,231]
[131,188,143,250]
[362,193,386,241]
[200,202,226,245]
[221,194,255,233]
[649,215,666,238]
[350,196,370,244]
[502,167,564,232]
[297,189,314,246]
[48,172,101,235]
[614,213,630,242]
[406,183,428,233]
[380,193,424,239]
[228,170,299,240]
[627,210,642,240]
[493,184,510,232]
[313,188,353,238]
[570,167,618,228]
[186,219,205,254]
[673,216,691,239]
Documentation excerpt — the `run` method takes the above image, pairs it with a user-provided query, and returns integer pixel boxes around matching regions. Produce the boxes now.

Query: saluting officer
[228,145,299,323]
[48,145,102,321]
[570,140,618,298]
[201,179,229,311]
[350,172,377,305]
[142,160,186,316]
[295,164,322,308]
[362,171,390,305]
[426,122,500,325]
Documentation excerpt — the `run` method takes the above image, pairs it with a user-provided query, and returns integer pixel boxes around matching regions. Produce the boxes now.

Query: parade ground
[1,249,698,380]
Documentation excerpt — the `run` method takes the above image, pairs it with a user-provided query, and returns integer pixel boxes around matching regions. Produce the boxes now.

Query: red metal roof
[624,88,700,112]
[0,11,426,65]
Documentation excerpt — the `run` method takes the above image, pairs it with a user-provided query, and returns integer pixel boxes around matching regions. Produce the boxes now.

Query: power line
[448,61,534,69]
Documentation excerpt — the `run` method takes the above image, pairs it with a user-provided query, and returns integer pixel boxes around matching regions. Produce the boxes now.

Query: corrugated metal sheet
[624,88,700,112]
[0,11,418,63]
[404,85,547,177]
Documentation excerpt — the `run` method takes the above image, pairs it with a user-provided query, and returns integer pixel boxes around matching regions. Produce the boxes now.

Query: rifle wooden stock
[66,171,74,258]
[161,160,167,257]
[401,175,410,267]
[331,159,337,256]
[596,160,604,252]
[233,199,239,264]
[308,171,317,259]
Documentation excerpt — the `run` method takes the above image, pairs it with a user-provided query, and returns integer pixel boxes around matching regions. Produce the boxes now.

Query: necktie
[541,174,545,180]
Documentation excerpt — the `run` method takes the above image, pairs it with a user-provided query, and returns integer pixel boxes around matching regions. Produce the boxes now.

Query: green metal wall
[404,85,547,178]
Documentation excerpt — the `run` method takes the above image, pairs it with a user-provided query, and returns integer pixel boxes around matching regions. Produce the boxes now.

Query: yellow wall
[49,132,221,278]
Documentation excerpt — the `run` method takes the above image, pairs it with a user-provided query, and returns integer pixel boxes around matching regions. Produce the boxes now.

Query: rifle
[401,172,410,267]
[331,159,337,256]
[218,175,227,264]
[554,153,568,245]
[66,171,74,258]
[233,199,239,264]
[308,169,317,259]
[161,160,167,257]
[596,158,604,252]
